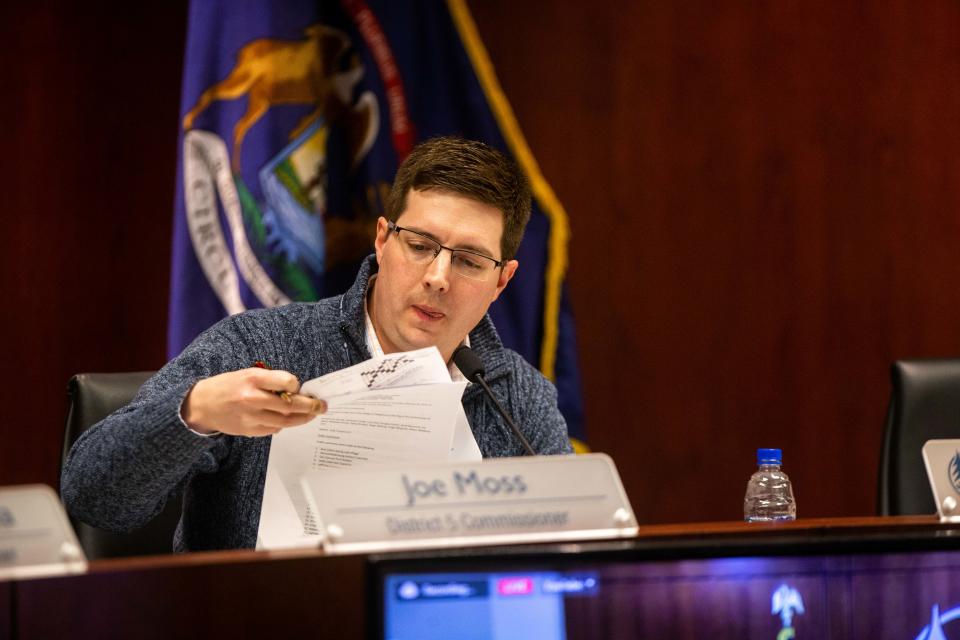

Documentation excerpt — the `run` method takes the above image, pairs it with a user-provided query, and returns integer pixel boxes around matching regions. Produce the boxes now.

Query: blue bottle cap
[757,448,782,464]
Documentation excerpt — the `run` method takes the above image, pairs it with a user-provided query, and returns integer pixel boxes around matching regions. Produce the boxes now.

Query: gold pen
[252,360,293,404]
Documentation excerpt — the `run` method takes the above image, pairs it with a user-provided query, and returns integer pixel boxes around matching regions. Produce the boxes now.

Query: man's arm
[61,353,224,532]
[60,318,324,532]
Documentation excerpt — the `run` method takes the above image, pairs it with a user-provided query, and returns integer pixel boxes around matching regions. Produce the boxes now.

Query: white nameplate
[922,439,960,523]
[300,453,638,554]
[0,484,87,581]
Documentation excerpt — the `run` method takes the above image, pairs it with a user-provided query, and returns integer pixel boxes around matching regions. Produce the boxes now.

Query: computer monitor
[372,535,960,639]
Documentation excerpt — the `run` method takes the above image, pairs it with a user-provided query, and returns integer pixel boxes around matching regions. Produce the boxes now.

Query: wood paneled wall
[4,2,960,524]
[0,3,185,485]
[470,1,960,521]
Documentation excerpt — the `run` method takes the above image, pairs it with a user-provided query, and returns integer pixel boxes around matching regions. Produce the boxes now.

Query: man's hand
[182,368,326,437]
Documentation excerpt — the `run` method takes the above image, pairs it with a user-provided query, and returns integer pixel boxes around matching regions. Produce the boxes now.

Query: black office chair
[61,371,183,559]
[878,359,960,516]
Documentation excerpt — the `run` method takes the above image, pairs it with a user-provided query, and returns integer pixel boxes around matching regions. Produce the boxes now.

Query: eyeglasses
[387,221,503,281]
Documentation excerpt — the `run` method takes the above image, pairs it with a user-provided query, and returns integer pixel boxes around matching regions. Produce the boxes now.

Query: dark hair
[386,136,532,261]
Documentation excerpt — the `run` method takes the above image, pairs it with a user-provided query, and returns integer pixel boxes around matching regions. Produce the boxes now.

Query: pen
[252,360,293,404]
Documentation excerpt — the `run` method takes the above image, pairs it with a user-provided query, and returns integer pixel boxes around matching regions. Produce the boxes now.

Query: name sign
[300,453,638,554]
[0,484,87,581]
[922,439,960,522]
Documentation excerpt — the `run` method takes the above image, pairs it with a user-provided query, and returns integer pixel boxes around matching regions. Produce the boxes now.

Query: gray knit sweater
[61,255,572,551]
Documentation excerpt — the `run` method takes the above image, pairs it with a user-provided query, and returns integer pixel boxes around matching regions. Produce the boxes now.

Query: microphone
[453,345,536,456]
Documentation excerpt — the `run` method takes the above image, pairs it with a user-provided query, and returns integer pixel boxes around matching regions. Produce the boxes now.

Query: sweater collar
[338,254,378,358]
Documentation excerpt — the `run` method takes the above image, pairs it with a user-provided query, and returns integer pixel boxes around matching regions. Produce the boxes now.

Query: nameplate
[300,453,638,554]
[0,484,87,581]
[922,439,960,523]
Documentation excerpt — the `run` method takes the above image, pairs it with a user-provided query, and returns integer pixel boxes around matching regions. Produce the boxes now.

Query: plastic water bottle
[744,448,796,522]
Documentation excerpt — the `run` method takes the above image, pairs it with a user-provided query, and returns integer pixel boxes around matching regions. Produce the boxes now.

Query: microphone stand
[473,372,536,456]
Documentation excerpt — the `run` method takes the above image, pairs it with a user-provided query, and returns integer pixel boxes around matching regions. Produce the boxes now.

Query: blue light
[914,605,960,640]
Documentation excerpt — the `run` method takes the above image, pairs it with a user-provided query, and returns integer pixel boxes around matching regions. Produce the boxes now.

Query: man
[62,137,572,552]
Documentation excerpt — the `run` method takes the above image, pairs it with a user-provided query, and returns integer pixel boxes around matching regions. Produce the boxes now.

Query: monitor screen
[378,548,960,639]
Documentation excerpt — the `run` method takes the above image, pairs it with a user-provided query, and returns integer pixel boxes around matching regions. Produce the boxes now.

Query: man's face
[370,188,518,362]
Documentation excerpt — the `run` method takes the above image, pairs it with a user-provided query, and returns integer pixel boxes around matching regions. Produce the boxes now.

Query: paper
[300,346,451,400]
[256,347,478,549]
[450,407,482,461]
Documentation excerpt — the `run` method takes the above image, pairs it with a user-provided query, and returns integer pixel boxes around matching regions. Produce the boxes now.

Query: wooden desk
[10,548,366,640]
[0,581,10,640]
[4,516,957,639]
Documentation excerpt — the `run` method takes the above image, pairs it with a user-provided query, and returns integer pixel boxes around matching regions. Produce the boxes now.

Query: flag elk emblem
[182,24,377,172]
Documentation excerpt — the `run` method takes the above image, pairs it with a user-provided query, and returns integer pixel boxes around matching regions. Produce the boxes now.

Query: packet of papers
[256,347,471,550]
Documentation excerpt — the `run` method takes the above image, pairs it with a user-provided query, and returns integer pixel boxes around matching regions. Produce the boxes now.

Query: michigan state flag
[169,0,586,446]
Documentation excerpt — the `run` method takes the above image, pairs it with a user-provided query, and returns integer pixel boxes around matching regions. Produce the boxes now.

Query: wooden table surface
[2,515,956,640]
